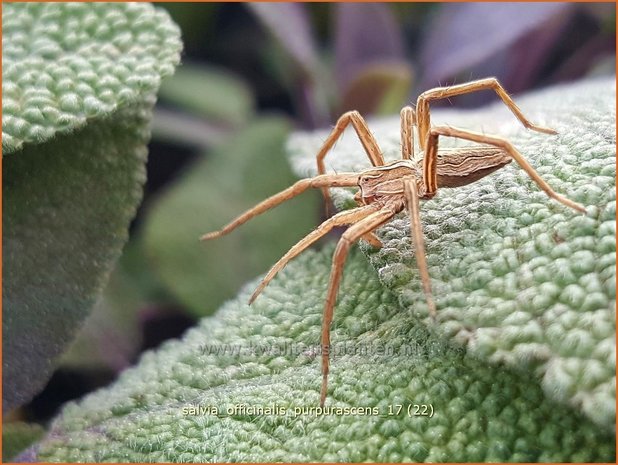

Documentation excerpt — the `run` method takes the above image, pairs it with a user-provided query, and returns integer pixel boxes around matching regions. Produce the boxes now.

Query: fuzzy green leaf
[2,3,181,411]
[33,248,613,462]
[288,77,616,431]
[3,3,181,153]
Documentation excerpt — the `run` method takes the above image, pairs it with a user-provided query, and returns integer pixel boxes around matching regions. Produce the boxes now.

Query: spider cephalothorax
[202,78,585,406]
[356,160,418,205]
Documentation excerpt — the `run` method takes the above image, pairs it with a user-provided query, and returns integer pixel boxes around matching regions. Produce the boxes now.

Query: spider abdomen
[435,146,512,188]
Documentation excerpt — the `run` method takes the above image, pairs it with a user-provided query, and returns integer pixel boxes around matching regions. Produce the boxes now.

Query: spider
[201,78,586,407]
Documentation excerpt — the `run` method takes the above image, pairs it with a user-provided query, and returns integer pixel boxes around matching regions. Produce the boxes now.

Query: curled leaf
[2,3,182,411]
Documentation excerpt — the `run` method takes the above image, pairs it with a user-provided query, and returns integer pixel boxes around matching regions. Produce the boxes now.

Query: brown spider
[201,78,586,407]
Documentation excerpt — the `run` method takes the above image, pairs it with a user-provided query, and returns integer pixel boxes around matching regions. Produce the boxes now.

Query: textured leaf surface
[34,248,613,462]
[142,117,318,317]
[2,3,181,411]
[288,77,616,431]
[2,2,180,153]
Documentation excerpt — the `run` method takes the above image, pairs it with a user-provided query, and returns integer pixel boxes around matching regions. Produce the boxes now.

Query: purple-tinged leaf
[458,9,573,101]
[335,3,407,91]
[504,12,574,92]
[419,3,574,89]
[552,36,616,82]
[248,3,319,75]
[247,3,330,127]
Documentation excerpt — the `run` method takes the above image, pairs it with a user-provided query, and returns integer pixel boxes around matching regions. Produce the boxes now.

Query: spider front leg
[320,206,398,407]
[316,111,386,214]
[200,173,359,241]
[249,204,381,304]
[403,179,437,320]
[416,78,557,151]
[424,125,586,213]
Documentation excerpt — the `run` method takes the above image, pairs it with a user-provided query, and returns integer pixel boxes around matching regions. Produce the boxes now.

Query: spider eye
[360,174,380,184]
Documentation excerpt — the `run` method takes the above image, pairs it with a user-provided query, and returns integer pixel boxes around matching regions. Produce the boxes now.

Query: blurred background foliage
[10,1,615,444]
